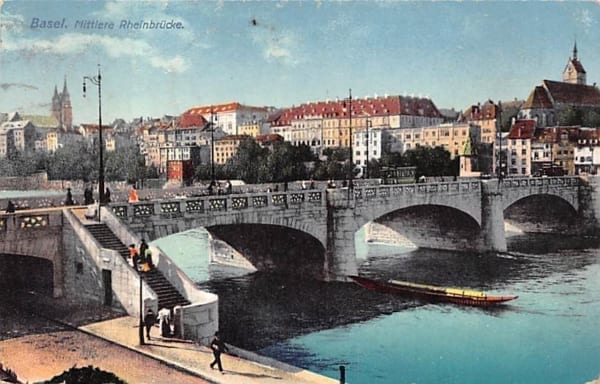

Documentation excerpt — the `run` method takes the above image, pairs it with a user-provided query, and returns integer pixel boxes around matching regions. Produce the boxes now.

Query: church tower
[50,76,73,131]
[562,42,586,85]
[60,77,73,130]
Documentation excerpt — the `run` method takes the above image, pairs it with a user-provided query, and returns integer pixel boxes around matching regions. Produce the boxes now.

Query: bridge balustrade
[0,213,57,233]
[350,180,481,201]
[499,176,580,189]
[109,190,324,218]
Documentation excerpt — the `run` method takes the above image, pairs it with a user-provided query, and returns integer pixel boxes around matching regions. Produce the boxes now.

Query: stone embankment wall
[364,222,416,247]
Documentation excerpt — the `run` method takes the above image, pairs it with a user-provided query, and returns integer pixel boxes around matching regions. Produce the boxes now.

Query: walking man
[209,331,228,374]
[144,308,156,340]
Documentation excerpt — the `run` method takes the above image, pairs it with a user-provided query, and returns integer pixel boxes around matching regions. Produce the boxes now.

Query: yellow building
[214,135,247,164]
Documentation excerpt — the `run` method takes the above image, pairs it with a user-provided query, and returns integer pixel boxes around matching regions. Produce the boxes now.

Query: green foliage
[218,138,316,183]
[582,109,600,127]
[44,365,125,384]
[0,141,155,182]
[558,107,584,126]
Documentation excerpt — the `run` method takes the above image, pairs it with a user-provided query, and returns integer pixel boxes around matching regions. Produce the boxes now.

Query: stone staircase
[85,223,191,310]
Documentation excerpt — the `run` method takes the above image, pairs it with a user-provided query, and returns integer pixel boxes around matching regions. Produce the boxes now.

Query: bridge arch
[206,223,326,279]
[372,204,484,252]
[504,194,580,234]
[0,253,54,295]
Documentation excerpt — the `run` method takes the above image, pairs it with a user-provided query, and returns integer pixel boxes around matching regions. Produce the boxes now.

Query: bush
[43,365,126,384]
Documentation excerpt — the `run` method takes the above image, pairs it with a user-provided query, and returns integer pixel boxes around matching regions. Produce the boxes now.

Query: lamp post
[210,106,215,184]
[365,118,372,179]
[343,89,353,189]
[139,272,144,345]
[496,100,503,182]
[83,65,104,220]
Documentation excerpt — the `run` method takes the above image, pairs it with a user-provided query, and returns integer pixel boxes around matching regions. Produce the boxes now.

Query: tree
[402,146,455,177]
[225,137,268,183]
[583,109,600,127]
[558,107,583,126]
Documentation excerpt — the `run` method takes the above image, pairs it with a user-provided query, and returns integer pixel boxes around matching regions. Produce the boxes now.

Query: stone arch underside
[504,194,580,234]
[0,253,53,295]
[205,224,327,279]
[373,204,484,252]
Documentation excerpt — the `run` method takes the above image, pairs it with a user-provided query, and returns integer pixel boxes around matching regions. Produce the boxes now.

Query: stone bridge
[1,176,597,284]
[100,176,596,280]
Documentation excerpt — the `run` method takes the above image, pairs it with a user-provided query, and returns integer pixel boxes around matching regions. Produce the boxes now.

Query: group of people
[207,180,233,196]
[128,239,154,272]
[143,307,174,340]
[143,308,229,374]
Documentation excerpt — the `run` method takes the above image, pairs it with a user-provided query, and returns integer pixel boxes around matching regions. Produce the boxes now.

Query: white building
[354,128,383,177]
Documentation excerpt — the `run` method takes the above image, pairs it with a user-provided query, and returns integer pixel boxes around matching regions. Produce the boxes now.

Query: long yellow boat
[350,276,518,307]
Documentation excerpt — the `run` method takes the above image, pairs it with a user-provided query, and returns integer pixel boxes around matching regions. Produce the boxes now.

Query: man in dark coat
[144,309,156,340]
[209,331,229,373]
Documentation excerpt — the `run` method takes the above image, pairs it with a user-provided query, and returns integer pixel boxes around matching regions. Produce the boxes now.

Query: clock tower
[562,42,586,85]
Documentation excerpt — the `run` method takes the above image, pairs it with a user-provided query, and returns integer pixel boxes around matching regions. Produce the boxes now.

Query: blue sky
[1,1,599,124]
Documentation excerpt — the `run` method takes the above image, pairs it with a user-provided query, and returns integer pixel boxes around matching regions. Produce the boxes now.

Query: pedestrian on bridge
[65,188,75,206]
[5,200,15,213]
[129,187,139,203]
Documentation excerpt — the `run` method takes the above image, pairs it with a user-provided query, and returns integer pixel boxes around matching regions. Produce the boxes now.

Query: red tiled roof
[460,100,498,122]
[184,103,269,116]
[534,126,581,143]
[508,119,536,139]
[179,112,207,128]
[543,80,600,106]
[269,95,442,126]
[578,128,600,141]
[256,133,284,145]
[522,86,553,109]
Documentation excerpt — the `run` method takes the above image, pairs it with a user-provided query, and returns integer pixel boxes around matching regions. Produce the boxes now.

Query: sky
[1,0,600,124]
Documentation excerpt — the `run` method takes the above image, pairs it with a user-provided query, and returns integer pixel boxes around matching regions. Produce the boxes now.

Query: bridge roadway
[1,176,597,282]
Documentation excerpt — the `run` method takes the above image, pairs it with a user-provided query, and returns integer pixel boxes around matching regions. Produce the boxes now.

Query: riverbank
[0,292,337,384]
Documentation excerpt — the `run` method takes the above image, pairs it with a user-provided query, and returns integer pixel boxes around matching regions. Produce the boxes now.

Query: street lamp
[83,65,104,220]
[139,272,144,345]
[210,106,215,184]
[365,118,372,179]
[496,100,504,182]
[342,89,353,190]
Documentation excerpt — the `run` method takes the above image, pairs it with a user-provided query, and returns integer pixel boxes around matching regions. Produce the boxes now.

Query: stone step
[85,223,189,310]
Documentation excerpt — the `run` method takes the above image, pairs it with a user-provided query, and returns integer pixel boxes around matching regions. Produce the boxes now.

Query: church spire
[573,40,578,60]
[62,75,69,96]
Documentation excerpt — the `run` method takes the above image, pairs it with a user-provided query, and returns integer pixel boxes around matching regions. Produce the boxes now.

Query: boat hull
[350,276,517,307]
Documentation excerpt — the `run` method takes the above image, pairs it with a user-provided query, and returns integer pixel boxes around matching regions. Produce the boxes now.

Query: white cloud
[3,32,190,73]
[574,9,594,31]
[251,26,299,66]
[0,9,24,33]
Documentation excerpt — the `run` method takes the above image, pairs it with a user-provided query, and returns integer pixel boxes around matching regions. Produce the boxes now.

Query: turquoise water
[262,262,600,384]
[154,230,600,384]
[0,190,64,198]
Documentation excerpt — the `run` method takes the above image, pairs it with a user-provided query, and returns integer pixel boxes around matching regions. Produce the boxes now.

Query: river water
[154,228,600,384]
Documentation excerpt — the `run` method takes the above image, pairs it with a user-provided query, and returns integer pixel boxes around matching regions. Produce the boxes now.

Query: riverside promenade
[81,315,338,384]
